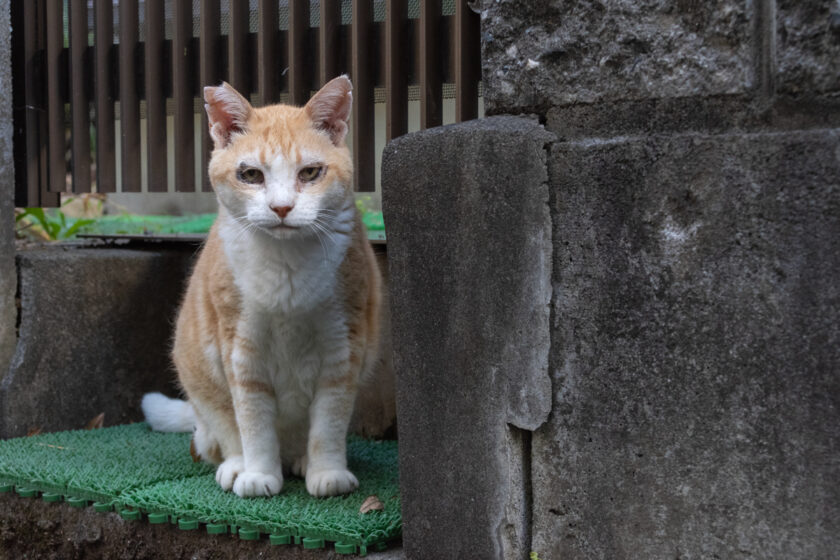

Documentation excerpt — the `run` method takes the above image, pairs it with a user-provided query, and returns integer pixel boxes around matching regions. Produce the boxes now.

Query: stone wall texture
[777,0,840,94]
[534,129,840,559]
[0,0,16,375]
[481,0,840,124]
[481,0,754,113]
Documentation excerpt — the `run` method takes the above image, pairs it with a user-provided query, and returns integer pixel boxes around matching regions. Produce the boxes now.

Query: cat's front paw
[306,469,358,497]
[232,470,284,497]
[215,456,245,491]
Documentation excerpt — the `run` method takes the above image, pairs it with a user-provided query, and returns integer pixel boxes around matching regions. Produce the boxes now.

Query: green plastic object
[238,527,259,541]
[42,492,62,503]
[16,487,36,498]
[93,502,113,513]
[335,542,357,554]
[120,509,141,521]
[78,213,218,236]
[76,210,386,240]
[178,518,199,531]
[302,537,325,549]
[148,512,168,524]
[269,534,291,545]
[0,424,400,551]
[206,523,227,535]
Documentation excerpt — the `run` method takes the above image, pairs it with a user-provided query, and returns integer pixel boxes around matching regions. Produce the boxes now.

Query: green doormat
[0,424,400,555]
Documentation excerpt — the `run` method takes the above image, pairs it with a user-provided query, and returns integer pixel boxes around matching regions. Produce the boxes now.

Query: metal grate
[11,0,482,205]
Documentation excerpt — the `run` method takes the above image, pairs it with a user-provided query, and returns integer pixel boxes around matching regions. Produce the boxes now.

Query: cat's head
[204,76,354,240]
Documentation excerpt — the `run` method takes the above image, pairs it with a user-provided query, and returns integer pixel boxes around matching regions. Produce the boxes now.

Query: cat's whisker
[229,216,261,244]
[311,219,341,247]
[310,220,337,262]
[310,223,330,263]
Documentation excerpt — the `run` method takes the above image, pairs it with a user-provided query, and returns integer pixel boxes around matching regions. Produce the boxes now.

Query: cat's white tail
[141,392,195,432]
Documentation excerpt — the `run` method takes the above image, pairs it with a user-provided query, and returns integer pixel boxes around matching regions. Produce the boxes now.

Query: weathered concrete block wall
[482,0,840,132]
[537,130,840,558]
[383,1,840,558]
[0,247,195,437]
[481,1,840,558]
[482,0,755,109]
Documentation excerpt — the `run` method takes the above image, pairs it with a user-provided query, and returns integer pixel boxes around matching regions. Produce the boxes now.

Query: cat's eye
[237,167,264,184]
[298,165,324,183]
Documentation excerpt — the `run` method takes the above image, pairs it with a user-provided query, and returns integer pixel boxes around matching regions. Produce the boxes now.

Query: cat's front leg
[305,360,359,497]
[228,321,284,497]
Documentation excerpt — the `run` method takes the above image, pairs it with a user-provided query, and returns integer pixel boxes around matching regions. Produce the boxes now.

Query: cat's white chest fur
[218,211,350,313]
[262,305,349,458]
[217,211,352,453]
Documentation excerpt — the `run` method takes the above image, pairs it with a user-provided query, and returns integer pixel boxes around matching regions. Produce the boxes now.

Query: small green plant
[355,194,376,215]
[530,552,543,560]
[15,207,94,241]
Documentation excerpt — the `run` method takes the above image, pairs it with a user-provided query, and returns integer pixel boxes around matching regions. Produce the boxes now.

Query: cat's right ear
[204,82,252,148]
[305,75,353,145]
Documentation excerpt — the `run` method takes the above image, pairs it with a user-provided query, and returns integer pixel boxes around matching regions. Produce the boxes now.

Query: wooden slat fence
[11,0,482,207]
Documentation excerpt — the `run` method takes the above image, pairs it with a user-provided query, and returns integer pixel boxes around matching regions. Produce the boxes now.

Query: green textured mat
[0,424,400,555]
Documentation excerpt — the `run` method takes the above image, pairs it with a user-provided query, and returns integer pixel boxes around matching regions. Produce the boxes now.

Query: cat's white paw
[215,456,244,491]
[291,455,308,477]
[306,469,358,497]
[232,470,284,497]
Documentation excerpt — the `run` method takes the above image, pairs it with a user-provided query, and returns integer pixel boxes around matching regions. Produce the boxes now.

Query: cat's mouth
[271,224,298,230]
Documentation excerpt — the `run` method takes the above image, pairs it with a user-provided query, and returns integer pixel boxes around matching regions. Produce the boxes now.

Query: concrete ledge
[0,246,196,437]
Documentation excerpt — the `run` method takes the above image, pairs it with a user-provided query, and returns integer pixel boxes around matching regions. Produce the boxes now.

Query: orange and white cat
[141,76,381,498]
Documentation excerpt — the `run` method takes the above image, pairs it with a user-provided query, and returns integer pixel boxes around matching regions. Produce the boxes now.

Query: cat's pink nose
[271,205,293,219]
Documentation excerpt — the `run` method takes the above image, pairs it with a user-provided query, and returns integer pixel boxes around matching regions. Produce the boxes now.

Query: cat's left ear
[305,75,353,145]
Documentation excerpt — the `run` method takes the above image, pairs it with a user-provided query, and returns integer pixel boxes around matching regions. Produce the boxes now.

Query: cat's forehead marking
[297,147,323,166]
[261,146,323,170]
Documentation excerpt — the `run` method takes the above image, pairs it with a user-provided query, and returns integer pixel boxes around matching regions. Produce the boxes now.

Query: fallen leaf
[359,495,384,514]
[85,413,105,430]
[26,427,42,437]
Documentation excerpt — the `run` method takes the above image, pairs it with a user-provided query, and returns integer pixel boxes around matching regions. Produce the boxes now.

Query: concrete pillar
[0,0,16,375]
[382,117,554,560]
